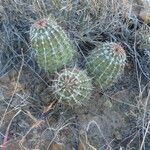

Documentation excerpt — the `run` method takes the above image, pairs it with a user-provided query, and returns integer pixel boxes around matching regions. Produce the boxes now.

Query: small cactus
[53,68,92,105]
[30,16,74,74]
[86,42,126,89]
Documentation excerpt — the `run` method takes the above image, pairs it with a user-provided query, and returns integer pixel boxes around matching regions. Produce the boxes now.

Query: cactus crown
[30,16,74,74]
[53,68,92,105]
[86,42,126,89]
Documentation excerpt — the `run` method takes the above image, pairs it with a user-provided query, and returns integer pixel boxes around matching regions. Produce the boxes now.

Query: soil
[0,0,150,150]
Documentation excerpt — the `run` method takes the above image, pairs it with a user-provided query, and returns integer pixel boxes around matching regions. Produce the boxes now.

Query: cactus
[86,42,126,89]
[53,68,92,105]
[30,16,74,74]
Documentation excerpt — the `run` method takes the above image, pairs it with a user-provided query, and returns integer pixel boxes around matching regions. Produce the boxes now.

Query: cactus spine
[86,42,126,89]
[53,68,92,105]
[30,16,74,74]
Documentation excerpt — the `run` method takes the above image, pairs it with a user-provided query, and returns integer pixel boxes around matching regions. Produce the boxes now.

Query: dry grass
[0,0,150,149]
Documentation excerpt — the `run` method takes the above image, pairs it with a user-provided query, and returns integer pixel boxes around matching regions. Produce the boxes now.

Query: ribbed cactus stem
[30,16,74,74]
[86,42,126,89]
[53,68,92,105]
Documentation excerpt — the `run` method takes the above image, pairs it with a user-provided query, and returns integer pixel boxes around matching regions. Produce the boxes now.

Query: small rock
[139,9,150,23]
[104,100,113,108]
[113,130,122,140]
[49,142,65,150]
[139,0,150,23]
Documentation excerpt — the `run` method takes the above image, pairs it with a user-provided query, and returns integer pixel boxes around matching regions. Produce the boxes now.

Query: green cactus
[53,68,92,105]
[30,16,74,74]
[86,42,126,89]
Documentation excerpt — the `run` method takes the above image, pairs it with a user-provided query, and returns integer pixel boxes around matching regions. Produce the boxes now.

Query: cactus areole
[53,68,92,105]
[86,42,126,89]
[30,16,74,74]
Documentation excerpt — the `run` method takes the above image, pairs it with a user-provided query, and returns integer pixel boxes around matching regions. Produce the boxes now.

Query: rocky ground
[0,0,150,150]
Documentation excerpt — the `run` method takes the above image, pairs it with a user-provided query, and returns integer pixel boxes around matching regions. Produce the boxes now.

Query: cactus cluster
[30,16,74,74]
[30,16,92,106]
[53,68,92,105]
[30,16,127,105]
[85,42,126,89]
